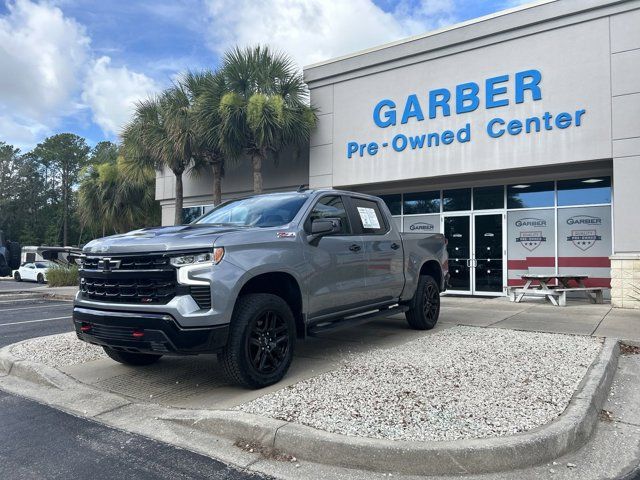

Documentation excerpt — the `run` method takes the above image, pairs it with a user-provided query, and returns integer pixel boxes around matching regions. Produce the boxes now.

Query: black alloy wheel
[219,293,296,389]
[405,274,440,330]
[423,280,440,322]
[247,310,290,375]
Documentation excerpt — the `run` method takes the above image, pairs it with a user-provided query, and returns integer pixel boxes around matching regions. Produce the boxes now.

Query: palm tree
[78,155,159,238]
[183,70,228,206]
[217,45,317,193]
[122,87,200,225]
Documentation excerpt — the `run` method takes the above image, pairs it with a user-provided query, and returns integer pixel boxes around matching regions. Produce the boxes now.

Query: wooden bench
[507,287,605,306]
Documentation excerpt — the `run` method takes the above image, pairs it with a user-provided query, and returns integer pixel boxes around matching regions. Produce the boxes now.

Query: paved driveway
[0,278,46,292]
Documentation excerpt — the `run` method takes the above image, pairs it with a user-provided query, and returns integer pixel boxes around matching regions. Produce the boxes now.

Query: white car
[14,261,54,283]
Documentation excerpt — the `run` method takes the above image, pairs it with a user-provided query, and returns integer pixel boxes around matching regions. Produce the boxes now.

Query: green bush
[47,264,79,287]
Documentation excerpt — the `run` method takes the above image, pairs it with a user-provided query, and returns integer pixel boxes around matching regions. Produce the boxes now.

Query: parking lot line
[0,316,72,327]
[0,303,72,312]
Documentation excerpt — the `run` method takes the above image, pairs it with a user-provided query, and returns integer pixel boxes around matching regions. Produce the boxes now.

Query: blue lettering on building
[349,69,587,159]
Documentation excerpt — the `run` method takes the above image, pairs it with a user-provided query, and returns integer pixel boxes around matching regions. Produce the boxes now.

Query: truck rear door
[347,196,404,304]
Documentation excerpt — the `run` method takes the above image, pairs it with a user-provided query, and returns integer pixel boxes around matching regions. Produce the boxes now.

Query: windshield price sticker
[357,207,380,229]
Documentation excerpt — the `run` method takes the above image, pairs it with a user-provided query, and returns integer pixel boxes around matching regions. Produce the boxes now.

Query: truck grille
[80,254,177,304]
[80,274,177,304]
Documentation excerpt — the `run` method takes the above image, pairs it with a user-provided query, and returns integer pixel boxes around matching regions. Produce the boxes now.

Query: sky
[0,0,530,151]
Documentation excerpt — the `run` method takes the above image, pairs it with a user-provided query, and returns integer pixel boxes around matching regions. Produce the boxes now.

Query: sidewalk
[440,295,640,342]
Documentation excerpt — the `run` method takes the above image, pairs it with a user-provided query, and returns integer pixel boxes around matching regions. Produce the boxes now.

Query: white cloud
[82,56,159,137]
[0,0,90,146]
[0,0,90,118]
[203,0,458,68]
[0,1,161,147]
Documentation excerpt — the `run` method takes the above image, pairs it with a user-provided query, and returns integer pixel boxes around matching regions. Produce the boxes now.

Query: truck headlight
[170,248,224,267]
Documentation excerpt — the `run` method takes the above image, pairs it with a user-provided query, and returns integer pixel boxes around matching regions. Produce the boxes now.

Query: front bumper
[73,307,229,355]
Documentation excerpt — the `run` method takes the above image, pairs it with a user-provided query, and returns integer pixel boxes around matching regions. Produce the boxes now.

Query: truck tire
[218,293,296,389]
[103,347,162,366]
[405,274,440,330]
[8,242,21,270]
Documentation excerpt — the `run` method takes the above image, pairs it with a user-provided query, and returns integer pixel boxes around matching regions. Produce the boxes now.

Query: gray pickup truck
[74,189,448,388]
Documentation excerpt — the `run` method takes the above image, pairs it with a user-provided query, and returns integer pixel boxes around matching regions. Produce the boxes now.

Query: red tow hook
[132,330,145,339]
[80,323,91,333]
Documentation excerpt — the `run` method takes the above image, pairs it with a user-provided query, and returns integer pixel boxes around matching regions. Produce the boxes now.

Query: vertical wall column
[610,9,640,309]
[308,85,335,189]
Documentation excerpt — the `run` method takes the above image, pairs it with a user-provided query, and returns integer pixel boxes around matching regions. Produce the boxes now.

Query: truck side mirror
[310,218,342,236]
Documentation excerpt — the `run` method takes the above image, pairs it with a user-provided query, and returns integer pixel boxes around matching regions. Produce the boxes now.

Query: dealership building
[156,0,640,308]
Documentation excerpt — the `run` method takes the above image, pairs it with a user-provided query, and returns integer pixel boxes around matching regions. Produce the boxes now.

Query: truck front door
[304,195,367,318]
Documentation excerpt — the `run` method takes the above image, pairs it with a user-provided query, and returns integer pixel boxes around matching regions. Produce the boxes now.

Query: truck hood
[83,225,246,255]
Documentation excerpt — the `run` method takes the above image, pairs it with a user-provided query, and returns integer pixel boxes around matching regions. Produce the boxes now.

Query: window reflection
[473,185,504,210]
[507,182,554,209]
[557,177,611,206]
[379,194,402,216]
[443,188,471,212]
[403,191,440,214]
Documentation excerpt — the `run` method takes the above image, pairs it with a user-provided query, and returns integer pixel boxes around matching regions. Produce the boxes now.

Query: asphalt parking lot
[0,278,45,292]
[0,296,264,479]
[0,296,73,347]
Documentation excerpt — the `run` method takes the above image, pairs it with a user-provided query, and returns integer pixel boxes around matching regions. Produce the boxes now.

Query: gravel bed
[11,332,106,368]
[239,326,602,442]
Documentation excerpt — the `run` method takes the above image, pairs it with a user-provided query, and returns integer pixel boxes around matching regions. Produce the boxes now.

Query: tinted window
[507,182,554,209]
[378,194,402,216]
[443,188,471,212]
[403,191,440,214]
[307,196,351,234]
[197,193,307,227]
[473,185,504,210]
[35,262,50,268]
[351,198,387,234]
[557,177,611,206]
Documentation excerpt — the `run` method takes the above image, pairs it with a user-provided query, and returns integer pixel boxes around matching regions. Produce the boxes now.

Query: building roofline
[303,0,637,85]
[303,0,554,71]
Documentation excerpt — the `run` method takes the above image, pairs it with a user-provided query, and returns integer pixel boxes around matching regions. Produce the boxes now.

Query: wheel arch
[419,260,443,291]
[236,271,305,339]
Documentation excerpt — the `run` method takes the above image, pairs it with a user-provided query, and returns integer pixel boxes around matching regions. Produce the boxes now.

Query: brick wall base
[610,254,640,309]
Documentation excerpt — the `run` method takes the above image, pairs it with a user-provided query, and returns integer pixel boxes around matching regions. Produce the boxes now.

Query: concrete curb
[0,338,620,476]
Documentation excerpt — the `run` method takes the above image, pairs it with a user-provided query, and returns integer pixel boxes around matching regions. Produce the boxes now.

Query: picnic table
[507,274,605,306]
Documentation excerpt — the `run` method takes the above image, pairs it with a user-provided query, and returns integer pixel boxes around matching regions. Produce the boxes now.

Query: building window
[443,188,471,212]
[557,177,611,206]
[403,191,440,214]
[379,194,402,216]
[507,182,554,209]
[182,206,203,223]
[473,185,504,210]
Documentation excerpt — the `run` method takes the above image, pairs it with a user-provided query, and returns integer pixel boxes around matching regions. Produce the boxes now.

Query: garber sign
[346,69,587,159]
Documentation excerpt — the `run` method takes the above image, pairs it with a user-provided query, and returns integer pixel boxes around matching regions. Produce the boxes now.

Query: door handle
[349,244,362,252]
[390,242,400,250]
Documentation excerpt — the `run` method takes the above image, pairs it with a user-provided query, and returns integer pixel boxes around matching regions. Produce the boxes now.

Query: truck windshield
[195,193,308,227]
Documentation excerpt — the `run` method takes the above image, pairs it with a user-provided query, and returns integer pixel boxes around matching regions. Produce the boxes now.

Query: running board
[307,305,408,336]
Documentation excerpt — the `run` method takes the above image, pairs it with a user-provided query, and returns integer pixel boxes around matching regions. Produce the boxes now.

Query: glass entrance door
[444,213,504,295]
[444,216,472,294]
[473,213,503,294]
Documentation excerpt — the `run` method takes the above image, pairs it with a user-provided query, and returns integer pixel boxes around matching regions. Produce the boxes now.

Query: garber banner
[346,69,587,159]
